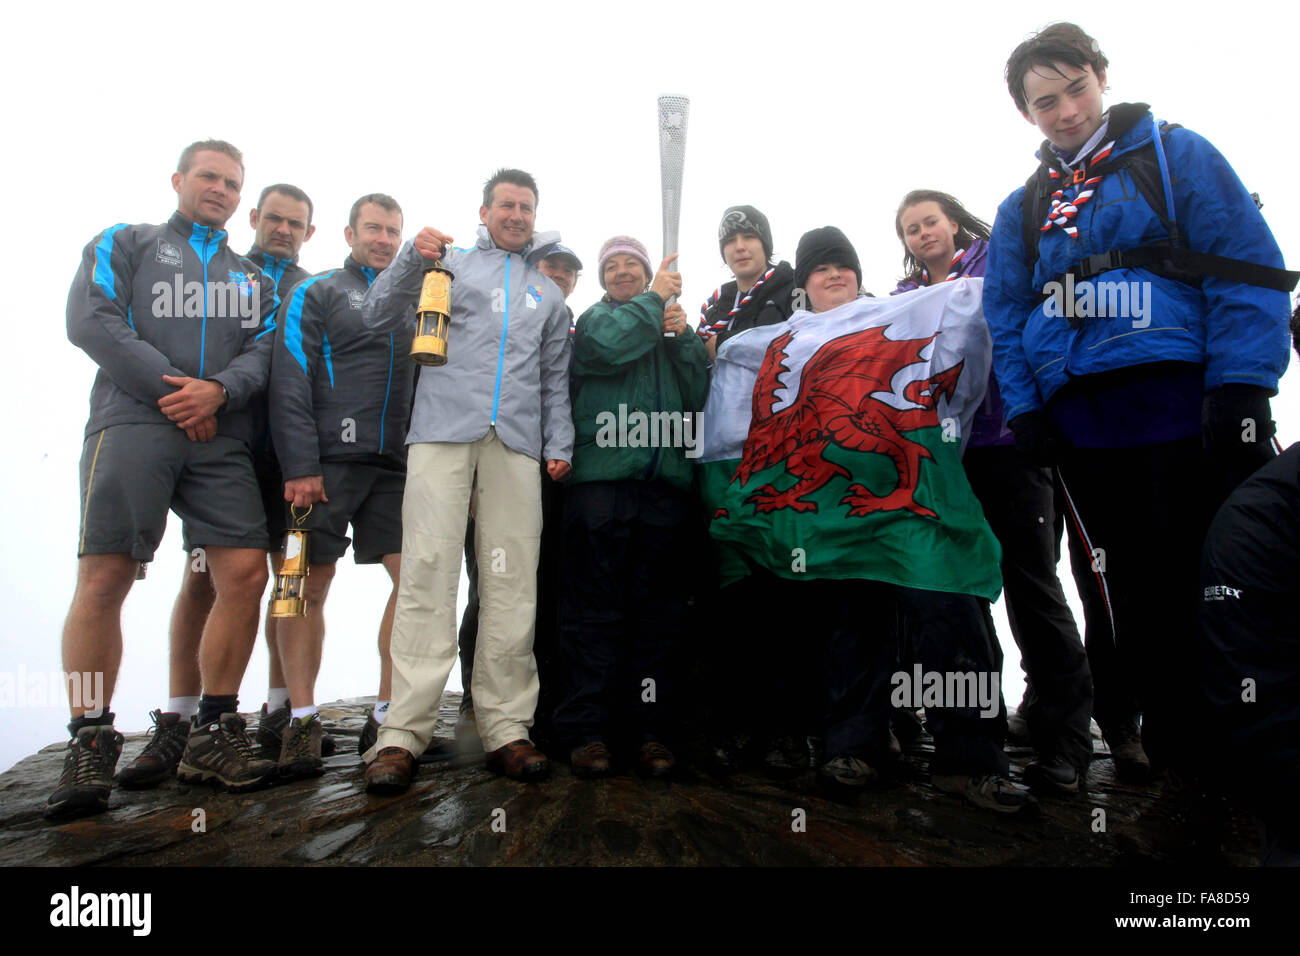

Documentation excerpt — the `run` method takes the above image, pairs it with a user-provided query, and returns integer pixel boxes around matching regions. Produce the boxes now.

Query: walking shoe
[637,741,676,780]
[278,714,324,780]
[1024,756,1081,796]
[570,740,613,779]
[1105,729,1152,783]
[932,772,1038,815]
[178,714,277,792]
[365,747,417,795]
[816,754,879,797]
[486,739,551,781]
[761,735,807,779]
[117,710,189,790]
[45,725,125,820]
[357,711,454,764]
[258,702,336,757]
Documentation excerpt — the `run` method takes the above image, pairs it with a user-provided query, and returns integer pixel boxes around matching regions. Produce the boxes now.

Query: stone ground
[0,694,1259,867]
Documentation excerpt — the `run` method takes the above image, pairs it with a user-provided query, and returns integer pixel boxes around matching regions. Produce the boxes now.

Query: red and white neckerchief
[697,266,778,340]
[1040,140,1116,239]
[920,246,969,285]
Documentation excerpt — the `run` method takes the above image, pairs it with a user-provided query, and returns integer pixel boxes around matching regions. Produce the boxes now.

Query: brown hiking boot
[365,746,417,794]
[177,714,276,792]
[117,710,189,789]
[637,741,676,780]
[486,739,550,781]
[1106,730,1152,783]
[46,725,124,820]
[570,741,613,779]
[278,713,324,781]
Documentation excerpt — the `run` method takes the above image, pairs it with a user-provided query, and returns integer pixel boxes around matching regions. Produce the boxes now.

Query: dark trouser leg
[965,447,1093,773]
[899,587,1009,777]
[457,518,478,716]
[626,482,691,745]
[812,579,895,762]
[555,482,629,746]
[1058,437,1207,771]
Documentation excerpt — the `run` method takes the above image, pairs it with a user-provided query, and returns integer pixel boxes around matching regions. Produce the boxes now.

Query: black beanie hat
[795,226,861,293]
[718,205,773,263]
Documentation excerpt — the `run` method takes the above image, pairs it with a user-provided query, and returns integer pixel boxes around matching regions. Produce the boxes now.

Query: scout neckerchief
[697,265,778,340]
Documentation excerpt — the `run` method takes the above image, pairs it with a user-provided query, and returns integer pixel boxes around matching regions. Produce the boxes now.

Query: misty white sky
[1,0,1297,773]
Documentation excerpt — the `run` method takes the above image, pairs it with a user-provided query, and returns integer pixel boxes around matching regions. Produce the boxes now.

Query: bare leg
[199,547,270,695]
[62,554,137,719]
[169,561,213,699]
[377,553,401,701]
[277,561,336,708]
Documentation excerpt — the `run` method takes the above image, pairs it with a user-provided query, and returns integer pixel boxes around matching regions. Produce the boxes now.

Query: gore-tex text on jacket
[361,225,574,463]
[67,211,280,443]
[271,256,415,479]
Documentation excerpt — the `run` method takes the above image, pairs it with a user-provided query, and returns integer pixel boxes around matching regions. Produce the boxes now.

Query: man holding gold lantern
[267,193,413,779]
[359,168,574,792]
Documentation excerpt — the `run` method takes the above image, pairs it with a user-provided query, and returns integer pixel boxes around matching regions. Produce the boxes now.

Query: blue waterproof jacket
[983,107,1292,423]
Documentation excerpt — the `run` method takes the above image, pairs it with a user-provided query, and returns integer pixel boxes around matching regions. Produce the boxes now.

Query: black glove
[1007,410,1063,467]
[1202,384,1276,455]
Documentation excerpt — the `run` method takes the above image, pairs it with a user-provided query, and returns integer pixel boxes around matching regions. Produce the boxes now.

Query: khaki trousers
[365,429,542,759]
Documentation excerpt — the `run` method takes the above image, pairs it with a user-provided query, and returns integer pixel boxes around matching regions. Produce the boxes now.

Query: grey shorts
[78,424,269,561]
[288,460,405,565]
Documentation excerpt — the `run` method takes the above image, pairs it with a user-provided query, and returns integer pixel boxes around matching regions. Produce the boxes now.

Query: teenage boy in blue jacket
[982,22,1293,774]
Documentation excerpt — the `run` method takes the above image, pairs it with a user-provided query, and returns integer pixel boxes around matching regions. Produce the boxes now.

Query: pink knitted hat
[597,235,653,289]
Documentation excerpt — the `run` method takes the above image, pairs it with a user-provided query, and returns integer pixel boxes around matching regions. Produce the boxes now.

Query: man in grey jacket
[360,168,574,791]
[50,140,281,819]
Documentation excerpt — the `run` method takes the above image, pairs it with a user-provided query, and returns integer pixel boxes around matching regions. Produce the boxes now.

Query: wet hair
[349,193,402,231]
[895,190,991,286]
[177,139,244,176]
[1005,22,1108,114]
[258,183,314,227]
[483,168,538,209]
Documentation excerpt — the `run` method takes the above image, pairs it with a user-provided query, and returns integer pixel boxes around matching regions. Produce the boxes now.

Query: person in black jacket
[696,205,797,361]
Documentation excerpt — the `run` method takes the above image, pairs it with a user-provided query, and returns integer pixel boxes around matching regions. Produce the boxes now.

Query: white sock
[291,704,317,721]
[374,701,390,724]
[167,696,200,720]
[267,687,290,711]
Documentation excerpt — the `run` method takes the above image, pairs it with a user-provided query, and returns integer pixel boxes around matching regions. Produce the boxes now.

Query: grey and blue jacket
[271,256,415,479]
[362,225,574,463]
[67,211,280,443]
[247,244,311,460]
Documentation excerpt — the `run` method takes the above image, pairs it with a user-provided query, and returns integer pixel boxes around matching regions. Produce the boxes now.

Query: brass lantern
[270,506,311,618]
[412,261,454,366]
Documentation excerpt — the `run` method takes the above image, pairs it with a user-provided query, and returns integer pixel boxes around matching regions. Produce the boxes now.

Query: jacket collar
[169,211,228,248]
[246,244,298,271]
[474,224,563,265]
[344,255,378,286]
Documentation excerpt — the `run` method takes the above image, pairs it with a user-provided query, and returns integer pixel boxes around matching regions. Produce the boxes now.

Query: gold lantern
[270,505,311,618]
[412,261,454,366]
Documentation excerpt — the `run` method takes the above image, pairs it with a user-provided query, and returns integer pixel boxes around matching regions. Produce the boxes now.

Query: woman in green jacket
[556,236,709,779]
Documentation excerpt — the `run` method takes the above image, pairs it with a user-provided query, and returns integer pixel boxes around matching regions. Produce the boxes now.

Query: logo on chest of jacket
[1203,584,1242,601]
[526,285,542,309]
[347,288,366,310]
[156,240,183,267]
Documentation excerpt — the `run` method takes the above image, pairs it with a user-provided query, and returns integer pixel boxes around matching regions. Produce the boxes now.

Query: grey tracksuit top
[361,226,574,463]
[67,211,280,442]
[270,255,415,480]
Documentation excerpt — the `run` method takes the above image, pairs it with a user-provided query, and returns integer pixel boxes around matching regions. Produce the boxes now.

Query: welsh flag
[698,279,1002,599]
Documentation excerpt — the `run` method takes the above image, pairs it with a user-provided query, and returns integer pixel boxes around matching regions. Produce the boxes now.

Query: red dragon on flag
[734,325,965,517]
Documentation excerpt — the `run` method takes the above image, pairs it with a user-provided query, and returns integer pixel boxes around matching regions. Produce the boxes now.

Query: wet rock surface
[0,695,1259,867]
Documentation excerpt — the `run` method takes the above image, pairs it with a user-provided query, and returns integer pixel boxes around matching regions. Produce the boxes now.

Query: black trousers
[554,480,692,747]
[964,446,1094,773]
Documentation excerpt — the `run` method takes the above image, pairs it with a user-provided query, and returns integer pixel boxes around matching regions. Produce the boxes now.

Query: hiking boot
[258,702,336,757]
[1024,756,1081,796]
[278,713,324,780]
[816,754,879,798]
[358,713,380,757]
[637,741,676,780]
[117,710,189,790]
[932,772,1039,815]
[178,714,277,792]
[358,711,454,764]
[365,747,417,795]
[1006,707,1031,745]
[486,739,551,781]
[570,740,613,779]
[45,725,124,820]
[762,735,808,779]
[1105,728,1152,783]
